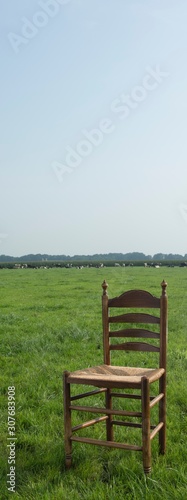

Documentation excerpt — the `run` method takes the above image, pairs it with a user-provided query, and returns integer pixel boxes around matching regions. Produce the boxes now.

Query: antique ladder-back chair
[64,280,168,474]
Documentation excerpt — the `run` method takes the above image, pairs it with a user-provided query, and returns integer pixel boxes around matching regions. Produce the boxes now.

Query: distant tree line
[0,252,187,269]
[0,252,187,263]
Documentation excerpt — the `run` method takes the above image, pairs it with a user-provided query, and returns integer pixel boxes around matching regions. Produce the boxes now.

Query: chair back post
[102,280,110,365]
[160,280,168,370]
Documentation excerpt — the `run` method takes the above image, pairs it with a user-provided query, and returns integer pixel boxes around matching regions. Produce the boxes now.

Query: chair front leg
[63,371,72,468]
[141,377,151,474]
[159,373,166,455]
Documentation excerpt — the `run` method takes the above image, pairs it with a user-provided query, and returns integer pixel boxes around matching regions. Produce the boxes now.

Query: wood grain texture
[108,289,160,308]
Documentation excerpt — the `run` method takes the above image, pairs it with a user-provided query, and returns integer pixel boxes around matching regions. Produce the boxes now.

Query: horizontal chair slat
[71,435,142,451]
[70,405,142,417]
[109,313,160,324]
[108,290,160,308]
[110,342,160,352]
[109,329,160,339]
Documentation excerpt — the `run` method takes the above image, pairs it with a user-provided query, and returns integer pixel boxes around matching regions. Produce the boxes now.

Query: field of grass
[0,266,187,499]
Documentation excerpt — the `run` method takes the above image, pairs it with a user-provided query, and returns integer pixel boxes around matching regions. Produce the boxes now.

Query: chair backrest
[102,280,168,369]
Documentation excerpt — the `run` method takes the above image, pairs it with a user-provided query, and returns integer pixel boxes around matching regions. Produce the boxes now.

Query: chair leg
[159,374,166,454]
[63,371,72,468]
[105,388,113,441]
[141,377,151,474]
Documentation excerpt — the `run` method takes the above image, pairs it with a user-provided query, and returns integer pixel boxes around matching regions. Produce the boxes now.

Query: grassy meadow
[0,266,187,499]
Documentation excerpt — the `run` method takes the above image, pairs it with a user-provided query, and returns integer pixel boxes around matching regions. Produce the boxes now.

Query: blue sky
[1,0,187,257]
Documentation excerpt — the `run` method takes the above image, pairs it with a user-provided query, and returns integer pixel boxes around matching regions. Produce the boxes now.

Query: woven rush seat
[67,365,165,389]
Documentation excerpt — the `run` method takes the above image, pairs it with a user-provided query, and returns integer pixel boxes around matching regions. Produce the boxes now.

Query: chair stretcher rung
[72,415,108,432]
[111,392,142,400]
[149,393,164,408]
[112,421,156,429]
[112,420,142,429]
[70,405,142,417]
[150,422,164,440]
[71,435,142,451]
[71,388,106,401]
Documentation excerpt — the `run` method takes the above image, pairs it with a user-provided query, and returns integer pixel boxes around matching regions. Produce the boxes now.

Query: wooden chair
[63,280,168,474]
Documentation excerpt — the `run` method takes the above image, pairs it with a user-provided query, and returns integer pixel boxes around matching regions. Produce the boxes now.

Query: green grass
[0,266,187,499]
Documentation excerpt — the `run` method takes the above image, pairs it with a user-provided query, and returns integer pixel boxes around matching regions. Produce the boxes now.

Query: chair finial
[102,280,108,295]
[161,280,167,296]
